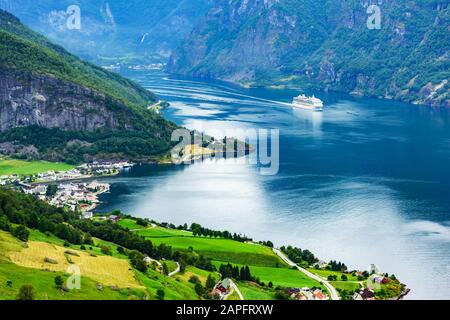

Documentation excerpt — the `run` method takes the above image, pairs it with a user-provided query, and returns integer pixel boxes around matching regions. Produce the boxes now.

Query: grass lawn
[226,290,241,300]
[212,261,323,289]
[136,226,193,238]
[176,266,219,287]
[331,281,361,292]
[28,229,128,260]
[237,281,276,300]
[135,269,200,300]
[163,260,179,273]
[0,159,75,176]
[141,233,283,267]
[250,266,324,289]
[306,268,359,282]
[118,219,145,230]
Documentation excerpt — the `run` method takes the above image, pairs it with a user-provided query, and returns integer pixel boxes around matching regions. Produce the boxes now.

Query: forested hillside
[168,0,450,107]
[0,10,177,163]
[0,0,214,64]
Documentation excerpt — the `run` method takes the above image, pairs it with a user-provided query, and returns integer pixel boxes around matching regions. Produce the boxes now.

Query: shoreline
[163,71,447,109]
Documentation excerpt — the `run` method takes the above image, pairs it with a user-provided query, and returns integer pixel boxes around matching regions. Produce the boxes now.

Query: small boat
[292,94,324,112]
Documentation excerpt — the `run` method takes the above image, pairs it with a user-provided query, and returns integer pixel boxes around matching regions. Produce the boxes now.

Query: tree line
[0,188,214,274]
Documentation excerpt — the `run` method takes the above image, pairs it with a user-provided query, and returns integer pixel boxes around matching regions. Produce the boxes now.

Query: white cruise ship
[292,94,324,112]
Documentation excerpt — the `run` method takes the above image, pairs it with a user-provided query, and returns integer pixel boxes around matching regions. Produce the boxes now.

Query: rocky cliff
[168,0,450,107]
[0,69,130,132]
[0,10,176,163]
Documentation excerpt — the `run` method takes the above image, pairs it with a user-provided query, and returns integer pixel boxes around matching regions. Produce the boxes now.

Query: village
[22,180,110,214]
[0,161,135,214]
[0,161,134,185]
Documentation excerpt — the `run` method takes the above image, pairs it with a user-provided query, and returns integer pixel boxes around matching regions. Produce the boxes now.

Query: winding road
[168,262,181,277]
[273,248,340,300]
[222,279,245,300]
[230,280,244,300]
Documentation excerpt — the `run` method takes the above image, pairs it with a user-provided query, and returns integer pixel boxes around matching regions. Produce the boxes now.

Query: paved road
[230,280,244,300]
[222,279,245,300]
[168,262,181,277]
[273,248,340,300]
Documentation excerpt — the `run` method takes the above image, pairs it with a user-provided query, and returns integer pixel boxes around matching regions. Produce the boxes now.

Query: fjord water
[98,70,450,299]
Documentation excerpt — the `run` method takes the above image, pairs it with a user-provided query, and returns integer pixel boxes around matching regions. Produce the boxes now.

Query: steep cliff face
[168,0,450,107]
[0,70,125,132]
[0,10,177,163]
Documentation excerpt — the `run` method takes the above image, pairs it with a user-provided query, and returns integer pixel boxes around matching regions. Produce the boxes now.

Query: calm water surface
[98,70,450,299]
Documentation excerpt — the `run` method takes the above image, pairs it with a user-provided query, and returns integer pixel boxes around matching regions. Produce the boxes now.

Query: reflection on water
[98,70,450,300]
[292,108,323,137]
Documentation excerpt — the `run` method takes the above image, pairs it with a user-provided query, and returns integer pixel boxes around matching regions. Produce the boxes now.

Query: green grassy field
[163,260,179,273]
[306,268,359,282]
[248,266,323,289]
[237,281,276,300]
[0,229,203,300]
[175,266,219,287]
[0,260,146,300]
[29,229,129,260]
[136,226,193,238]
[0,230,146,299]
[135,269,200,300]
[138,229,283,267]
[118,219,146,230]
[212,261,323,289]
[331,281,361,292]
[0,158,75,176]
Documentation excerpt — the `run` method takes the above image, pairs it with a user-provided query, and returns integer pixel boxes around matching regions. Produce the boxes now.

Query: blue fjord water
[97,70,450,299]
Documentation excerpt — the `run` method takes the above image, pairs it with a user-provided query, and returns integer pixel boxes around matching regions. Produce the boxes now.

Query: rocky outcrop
[0,69,131,132]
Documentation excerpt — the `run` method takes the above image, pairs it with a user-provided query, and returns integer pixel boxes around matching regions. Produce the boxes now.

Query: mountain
[0,0,214,64]
[167,0,450,107]
[0,9,176,163]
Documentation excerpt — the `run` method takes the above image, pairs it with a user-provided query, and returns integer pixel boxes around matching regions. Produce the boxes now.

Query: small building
[313,289,328,300]
[108,215,120,223]
[360,288,376,300]
[82,212,93,220]
[216,279,231,294]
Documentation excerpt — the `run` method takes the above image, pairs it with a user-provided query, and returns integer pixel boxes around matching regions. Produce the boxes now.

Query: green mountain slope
[167,0,450,107]
[0,187,407,300]
[0,0,214,64]
[0,10,177,163]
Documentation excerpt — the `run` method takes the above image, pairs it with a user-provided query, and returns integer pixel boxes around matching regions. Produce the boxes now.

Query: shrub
[189,275,201,284]
[0,215,11,231]
[206,275,216,291]
[100,246,111,255]
[128,250,147,273]
[274,289,290,300]
[54,276,64,288]
[162,262,169,275]
[194,283,205,296]
[156,289,165,300]
[12,225,29,242]
[16,284,35,300]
